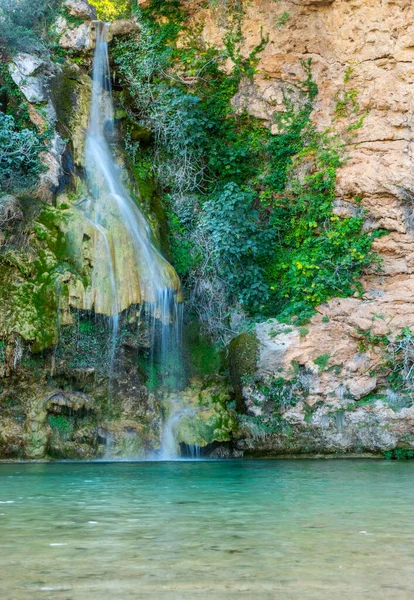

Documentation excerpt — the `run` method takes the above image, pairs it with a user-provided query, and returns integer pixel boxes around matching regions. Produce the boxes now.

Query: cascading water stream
[83,22,186,458]
[86,23,178,303]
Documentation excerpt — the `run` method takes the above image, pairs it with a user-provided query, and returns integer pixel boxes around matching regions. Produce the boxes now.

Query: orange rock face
[193,0,414,448]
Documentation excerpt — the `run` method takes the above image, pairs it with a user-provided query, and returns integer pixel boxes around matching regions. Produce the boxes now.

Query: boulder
[108,19,140,39]
[55,17,95,52]
[229,331,259,412]
[163,380,236,450]
[64,0,97,20]
[8,53,46,103]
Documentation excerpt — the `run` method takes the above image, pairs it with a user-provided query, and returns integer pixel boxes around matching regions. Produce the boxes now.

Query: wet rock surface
[2,0,414,459]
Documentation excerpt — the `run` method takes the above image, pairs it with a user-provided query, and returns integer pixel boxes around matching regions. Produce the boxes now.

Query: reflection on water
[0,460,414,599]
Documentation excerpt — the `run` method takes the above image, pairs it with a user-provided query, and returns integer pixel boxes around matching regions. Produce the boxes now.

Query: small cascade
[83,22,186,459]
[104,432,114,460]
[160,406,195,460]
[186,444,201,460]
[160,408,182,459]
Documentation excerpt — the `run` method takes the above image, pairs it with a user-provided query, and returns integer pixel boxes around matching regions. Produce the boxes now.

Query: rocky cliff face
[1,0,414,459]
[192,0,414,304]
[196,0,414,456]
[0,1,231,460]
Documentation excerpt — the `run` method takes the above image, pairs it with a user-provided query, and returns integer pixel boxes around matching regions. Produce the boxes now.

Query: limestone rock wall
[185,0,414,335]
[194,0,414,455]
[2,0,414,459]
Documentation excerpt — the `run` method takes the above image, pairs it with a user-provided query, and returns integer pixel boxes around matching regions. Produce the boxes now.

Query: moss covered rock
[0,203,75,352]
[163,379,237,449]
[229,331,259,413]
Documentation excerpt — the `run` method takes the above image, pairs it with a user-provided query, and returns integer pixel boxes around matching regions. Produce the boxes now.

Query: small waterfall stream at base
[83,22,186,459]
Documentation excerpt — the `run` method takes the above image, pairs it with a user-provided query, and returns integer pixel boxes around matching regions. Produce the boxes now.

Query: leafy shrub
[199,182,273,309]
[112,2,379,340]
[314,353,330,371]
[0,0,61,54]
[0,111,44,193]
[48,414,71,431]
[384,448,414,461]
[88,0,130,21]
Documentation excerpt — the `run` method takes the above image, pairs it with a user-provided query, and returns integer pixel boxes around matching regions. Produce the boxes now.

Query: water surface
[0,460,413,599]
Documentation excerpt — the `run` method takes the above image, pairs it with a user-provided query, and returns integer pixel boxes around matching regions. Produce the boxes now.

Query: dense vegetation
[89,0,130,20]
[0,111,46,196]
[110,0,380,340]
[0,0,381,340]
[0,0,60,203]
[0,0,60,54]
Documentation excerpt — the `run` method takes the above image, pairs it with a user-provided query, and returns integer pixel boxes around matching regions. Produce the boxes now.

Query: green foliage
[0,58,47,198]
[314,353,330,371]
[0,111,45,192]
[357,329,389,353]
[88,0,130,21]
[275,12,290,29]
[229,331,259,410]
[112,2,379,339]
[384,448,414,461]
[48,414,74,443]
[164,205,197,277]
[335,88,360,119]
[263,67,381,321]
[0,62,33,130]
[0,340,5,364]
[48,414,71,432]
[0,0,61,54]
[334,66,369,133]
[56,313,116,372]
[183,322,222,378]
[258,374,309,411]
[200,183,273,308]
[238,412,292,437]
[240,365,311,436]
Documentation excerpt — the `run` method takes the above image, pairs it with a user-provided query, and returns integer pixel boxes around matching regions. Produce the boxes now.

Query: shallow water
[0,460,413,599]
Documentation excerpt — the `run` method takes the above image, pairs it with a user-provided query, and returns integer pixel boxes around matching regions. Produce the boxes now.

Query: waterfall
[85,22,185,459]
[86,22,179,309]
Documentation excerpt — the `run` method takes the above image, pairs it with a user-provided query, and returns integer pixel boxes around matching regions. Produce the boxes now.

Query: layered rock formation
[1,0,414,459]
[191,0,414,455]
